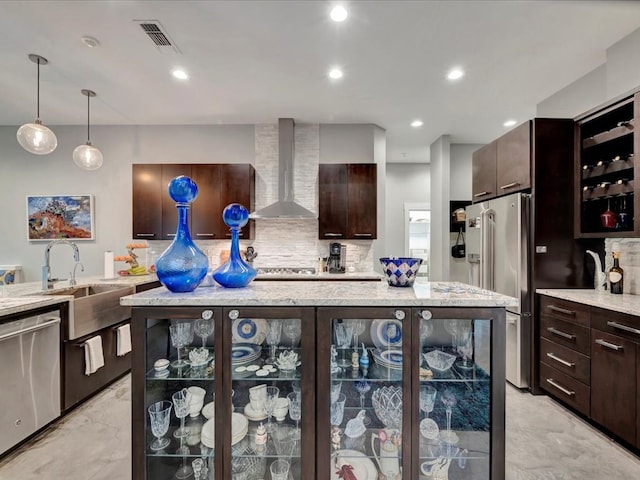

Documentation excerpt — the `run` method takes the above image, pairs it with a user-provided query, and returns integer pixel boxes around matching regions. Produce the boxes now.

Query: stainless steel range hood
[250,118,317,219]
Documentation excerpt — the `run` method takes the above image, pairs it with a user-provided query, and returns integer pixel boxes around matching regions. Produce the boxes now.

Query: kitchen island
[122,281,515,480]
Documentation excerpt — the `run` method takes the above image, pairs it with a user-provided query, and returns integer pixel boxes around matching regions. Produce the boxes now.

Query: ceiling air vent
[134,20,181,54]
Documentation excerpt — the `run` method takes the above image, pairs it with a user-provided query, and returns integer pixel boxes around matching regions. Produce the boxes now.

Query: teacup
[273,397,289,421]
[249,384,267,413]
[186,386,206,417]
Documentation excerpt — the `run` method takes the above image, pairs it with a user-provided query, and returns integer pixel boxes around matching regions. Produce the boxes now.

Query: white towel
[116,323,132,356]
[84,335,104,376]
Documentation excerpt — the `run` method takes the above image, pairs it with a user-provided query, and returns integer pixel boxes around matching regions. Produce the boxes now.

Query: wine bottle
[609,252,624,294]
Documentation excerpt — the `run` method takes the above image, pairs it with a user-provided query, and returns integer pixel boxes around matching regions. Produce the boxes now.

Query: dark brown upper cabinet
[496,121,531,195]
[472,140,498,201]
[132,164,162,240]
[218,164,255,239]
[318,163,377,240]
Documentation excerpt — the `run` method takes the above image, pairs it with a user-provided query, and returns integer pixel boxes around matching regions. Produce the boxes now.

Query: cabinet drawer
[591,307,640,343]
[539,296,590,327]
[540,363,590,416]
[541,315,590,355]
[540,337,590,385]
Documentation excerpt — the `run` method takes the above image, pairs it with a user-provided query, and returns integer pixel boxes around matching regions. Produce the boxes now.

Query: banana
[128,266,147,275]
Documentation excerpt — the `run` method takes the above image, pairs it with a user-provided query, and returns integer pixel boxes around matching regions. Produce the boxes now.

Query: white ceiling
[1,0,639,163]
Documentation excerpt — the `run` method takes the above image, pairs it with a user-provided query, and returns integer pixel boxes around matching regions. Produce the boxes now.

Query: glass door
[223,307,315,480]
[317,307,412,480]
[412,307,504,479]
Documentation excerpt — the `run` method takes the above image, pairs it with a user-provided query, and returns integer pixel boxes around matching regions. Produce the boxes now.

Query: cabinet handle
[595,338,624,351]
[135,233,156,237]
[473,191,491,198]
[607,321,640,336]
[500,182,520,190]
[547,327,576,340]
[324,233,343,237]
[225,233,244,237]
[196,233,215,237]
[546,352,575,368]
[353,233,372,237]
[166,233,176,237]
[548,305,576,316]
[545,378,575,397]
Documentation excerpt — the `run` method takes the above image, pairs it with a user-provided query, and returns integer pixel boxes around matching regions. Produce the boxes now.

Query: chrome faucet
[42,240,80,289]
[244,246,258,265]
[586,250,606,292]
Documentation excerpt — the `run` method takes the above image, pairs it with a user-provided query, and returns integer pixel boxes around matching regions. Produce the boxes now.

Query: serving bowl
[371,386,403,429]
[423,350,456,372]
[379,257,423,287]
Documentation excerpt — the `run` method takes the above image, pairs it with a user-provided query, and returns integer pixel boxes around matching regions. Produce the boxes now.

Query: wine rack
[575,92,639,237]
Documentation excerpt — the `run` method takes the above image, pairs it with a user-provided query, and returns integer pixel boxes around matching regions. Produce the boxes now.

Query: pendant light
[72,89,103,170]
[16,54,58,155]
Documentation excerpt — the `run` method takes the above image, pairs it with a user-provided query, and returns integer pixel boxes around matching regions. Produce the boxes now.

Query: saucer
[244,402,267,421]
[420,418,439,440]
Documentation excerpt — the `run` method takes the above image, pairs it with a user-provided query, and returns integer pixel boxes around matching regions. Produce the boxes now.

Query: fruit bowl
[423,350,456,372]
[371,386,403,429]
[379,257,423,287]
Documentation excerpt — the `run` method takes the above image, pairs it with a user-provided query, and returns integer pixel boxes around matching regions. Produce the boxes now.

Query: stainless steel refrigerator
[466,192,531,388]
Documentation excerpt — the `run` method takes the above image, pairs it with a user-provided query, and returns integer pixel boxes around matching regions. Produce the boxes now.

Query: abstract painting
[27,195,95,240]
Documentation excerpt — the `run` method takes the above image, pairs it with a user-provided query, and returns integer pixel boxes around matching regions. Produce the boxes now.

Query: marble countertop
[253,271,383,281]
[0,274,158,318]
[537,289,640,316]
[121,281,518,308]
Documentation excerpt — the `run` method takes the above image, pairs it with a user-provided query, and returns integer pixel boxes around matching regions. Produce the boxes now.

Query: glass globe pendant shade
[16,120,58,155]
[73,143,103,170]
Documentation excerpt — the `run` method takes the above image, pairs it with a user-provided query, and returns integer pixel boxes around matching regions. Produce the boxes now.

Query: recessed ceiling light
[172,69,189,80]
[503,119,517,127]
[81,35,100,48]
[411,120,423,128]
[328,68,343,80]
[330,5,348,22]
[447,68,464,81]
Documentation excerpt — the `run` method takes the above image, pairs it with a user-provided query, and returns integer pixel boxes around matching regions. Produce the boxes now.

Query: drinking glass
[265,319,283,364]
[264,386,280,432]
[334,323,354,368]
[194,317,214,348]
[348,319,366,352]
[169,322,193,369]
[172,388,190,438]
[270,459,291,480]
[148,400,172,451]
[354,380,372,425]
[419,385,437,419]
[441,388,457,433]
[330,381,342,403]
[287,392,302,439]
[456,322,474,369]
[330,393,346,427]
[283,319,301,347]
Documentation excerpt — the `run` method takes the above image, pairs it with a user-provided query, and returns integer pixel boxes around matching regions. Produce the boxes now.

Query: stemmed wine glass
[354,380,372,425]
[264,386,280,433]
[265,319,283,364]
[334,323,354,368]
[283,319,301,348]
[419,385,437,420]
[456,322,474,369]
[287,392,302,439]
[172,388,193,479]
[194,317,214,349]
[169,322,193,369]
[348,319,366,353]
[441,388,457,441]
[148,400,172,451]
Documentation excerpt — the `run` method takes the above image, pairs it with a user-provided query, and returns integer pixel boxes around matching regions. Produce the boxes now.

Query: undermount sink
[44,284,134,340]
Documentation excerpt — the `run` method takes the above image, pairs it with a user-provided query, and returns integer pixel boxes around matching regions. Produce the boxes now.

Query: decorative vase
[155,176,208,292]
[213,203,257,288]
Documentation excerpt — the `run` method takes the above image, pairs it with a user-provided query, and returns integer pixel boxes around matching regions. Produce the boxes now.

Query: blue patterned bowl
[379,257,423,287]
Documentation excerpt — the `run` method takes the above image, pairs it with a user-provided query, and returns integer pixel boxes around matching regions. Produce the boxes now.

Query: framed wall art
[26,194,95,241]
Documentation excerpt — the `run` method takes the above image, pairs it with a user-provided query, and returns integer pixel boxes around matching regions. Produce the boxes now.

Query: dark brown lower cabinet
[590,329,637,445]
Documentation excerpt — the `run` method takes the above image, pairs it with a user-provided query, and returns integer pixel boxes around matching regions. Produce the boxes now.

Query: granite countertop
[254,271,383,281]
[537,289,640,316]
[0,274,158,318]
[121,281,518,308]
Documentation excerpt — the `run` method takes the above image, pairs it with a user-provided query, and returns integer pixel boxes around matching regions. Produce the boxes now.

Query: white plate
[231,343,262,364]
[420,418,439,440]
[243,402,267,421]
[330,450,378,480]
[372,349,403,370]
[246,364,260,372]
[202,402,215,419]
[201,413,248,448]
[370,319,403,349]
[232,318,266,344]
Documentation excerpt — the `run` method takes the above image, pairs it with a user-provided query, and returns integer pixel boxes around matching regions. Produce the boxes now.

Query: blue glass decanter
[155,176,208,292]
[212,203,257,288]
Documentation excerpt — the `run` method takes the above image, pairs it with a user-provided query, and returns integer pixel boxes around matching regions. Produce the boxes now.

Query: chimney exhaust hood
[249,118,317,220]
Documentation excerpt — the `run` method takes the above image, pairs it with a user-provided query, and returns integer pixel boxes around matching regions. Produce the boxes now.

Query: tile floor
[1,374,639,479]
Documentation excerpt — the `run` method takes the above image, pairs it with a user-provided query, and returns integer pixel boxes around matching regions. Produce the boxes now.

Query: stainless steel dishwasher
[0,309,61,455]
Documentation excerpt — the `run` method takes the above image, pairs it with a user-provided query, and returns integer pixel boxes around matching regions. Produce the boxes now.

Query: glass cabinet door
[223,307,315,480]
[412,307,505,480]
[317,307,412,480]
[137,308,222,480]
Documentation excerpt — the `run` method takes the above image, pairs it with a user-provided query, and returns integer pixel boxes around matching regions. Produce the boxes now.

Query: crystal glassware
[371,386,403,430]
[265,319,283,364]
[172,388,190,439]
[330,393,346,427]
[169,322,192,369]
[287,392,302,439]
[419,385,437,419]
[348,319,366,352]
[155,176,208,292]
[441,388,457,434]
[194,316,214,348]
[264,386,280,433]
[354,379,372,425]
[270,459,291,480]
[148,400,172,451]
[334,323,354,368]
[283,319,301,347]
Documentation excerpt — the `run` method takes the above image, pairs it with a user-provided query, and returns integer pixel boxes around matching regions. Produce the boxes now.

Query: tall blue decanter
[155,176,208,292]
[212,203,257,288]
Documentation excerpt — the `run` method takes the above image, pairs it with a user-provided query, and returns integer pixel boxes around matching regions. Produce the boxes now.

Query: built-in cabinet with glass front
[132,305,504,479]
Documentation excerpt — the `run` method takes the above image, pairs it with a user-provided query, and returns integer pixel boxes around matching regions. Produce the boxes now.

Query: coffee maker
[328,242,346,273]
